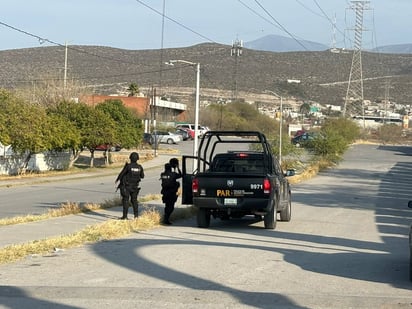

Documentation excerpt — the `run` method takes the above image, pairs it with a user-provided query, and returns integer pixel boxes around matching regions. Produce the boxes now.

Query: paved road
[0,144,411,308]
[0,142,189,218]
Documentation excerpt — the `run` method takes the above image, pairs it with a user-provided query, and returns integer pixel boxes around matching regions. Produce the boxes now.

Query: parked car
[176,124,195,139]
[176,124,209,138]
[94,144,121,152]
[408,201,412,281]
[152,131,182,144]
[143,133,154,145]
[175,128,190,141]
[199,125,210,137]
[291,132,318,148]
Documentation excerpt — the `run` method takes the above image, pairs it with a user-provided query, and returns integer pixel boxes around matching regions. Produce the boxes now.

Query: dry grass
[288,158,334,184]
[0,207,163,264]
[0,202,103,226]
[0,194,162,227]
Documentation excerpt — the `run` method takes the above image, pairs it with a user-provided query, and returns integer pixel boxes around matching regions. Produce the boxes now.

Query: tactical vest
[125,163,142,186]
[161,171,175,191]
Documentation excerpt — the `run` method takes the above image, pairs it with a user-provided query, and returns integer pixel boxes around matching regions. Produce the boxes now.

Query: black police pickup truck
[181,131,295,229]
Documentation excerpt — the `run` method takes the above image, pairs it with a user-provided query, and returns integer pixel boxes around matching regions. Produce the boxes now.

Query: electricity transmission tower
[231,38,242,100]
[343,1,371,117]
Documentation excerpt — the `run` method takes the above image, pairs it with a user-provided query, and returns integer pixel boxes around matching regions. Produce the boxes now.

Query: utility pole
[152,87,158,157]
[64,41,68,90]
[382,79,394,123]
[343,1,371,120]
[231,38,242,101]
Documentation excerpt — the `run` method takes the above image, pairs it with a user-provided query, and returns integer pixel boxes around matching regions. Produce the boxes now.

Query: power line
[295,0,325,19]
[135,0,217,44]
[0,20,152,67]
[253,0,310,51]
[237,0,283,32]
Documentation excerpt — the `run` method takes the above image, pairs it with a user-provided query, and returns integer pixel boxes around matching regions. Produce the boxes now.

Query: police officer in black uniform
[160,158,182,225]
[115,152,144,220]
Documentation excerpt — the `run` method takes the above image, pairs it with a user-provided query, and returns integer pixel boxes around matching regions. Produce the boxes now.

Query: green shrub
[308,117,360,162]
[377,123,403,144]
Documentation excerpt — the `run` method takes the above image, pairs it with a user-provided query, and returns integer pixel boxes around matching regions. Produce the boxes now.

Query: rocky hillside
[1,43,412,107]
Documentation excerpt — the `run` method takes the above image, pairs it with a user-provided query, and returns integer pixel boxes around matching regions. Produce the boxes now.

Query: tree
[299,102,311,116]
[50,101,117,167]
[308,117,360,162]
[127,83,140,97]
[321,117,360,144]
[0,89,15,145]
[95,99,143,150]
[16,75,88,108]
[45,113,81,168]
[0,90,55,172]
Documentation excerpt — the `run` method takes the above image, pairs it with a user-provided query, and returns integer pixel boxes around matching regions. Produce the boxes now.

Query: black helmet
[169,158,179,168]
[164,163,172,171]
[129,152,139,162]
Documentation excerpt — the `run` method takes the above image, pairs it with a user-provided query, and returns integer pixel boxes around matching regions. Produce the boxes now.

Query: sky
[1,0,411,51]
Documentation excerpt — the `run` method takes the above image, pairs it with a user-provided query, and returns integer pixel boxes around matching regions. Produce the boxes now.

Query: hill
[372,44,412,54]
[1,43,412,108]
[244,34,328,52]
[244,34,412,55]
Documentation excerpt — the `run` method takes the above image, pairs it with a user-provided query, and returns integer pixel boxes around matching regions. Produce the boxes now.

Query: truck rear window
[211,154,265,173]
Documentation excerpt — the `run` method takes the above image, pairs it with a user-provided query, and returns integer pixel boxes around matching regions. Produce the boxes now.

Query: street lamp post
[166,60,200,167]
[265,90,283,165]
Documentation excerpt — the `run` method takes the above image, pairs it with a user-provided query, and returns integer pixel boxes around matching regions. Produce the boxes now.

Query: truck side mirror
[285,169,296,177]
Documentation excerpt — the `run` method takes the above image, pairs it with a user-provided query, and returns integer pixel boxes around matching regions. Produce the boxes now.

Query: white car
[152,131,182,144]
[199,126,210,137]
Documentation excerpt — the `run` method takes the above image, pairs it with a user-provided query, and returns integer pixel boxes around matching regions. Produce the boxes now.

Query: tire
[280,196,291,222]
[167,138,174,144]
[264,200,277,229]
[220,214,230,221]
[197,208,211,228]
[409,243,412,282]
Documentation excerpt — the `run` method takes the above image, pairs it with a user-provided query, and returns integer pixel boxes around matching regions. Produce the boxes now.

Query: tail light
[192,178,199,193]
[263,178,271,194]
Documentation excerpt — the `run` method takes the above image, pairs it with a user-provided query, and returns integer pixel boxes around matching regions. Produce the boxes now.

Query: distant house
[80,95,187,122]
[80,95,150,118]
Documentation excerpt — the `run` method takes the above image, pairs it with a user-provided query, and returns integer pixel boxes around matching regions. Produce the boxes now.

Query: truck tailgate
[195,173,270,198]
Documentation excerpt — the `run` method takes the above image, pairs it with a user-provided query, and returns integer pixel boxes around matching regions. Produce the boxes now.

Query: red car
[177,127,194,139]
[94,144,121,152]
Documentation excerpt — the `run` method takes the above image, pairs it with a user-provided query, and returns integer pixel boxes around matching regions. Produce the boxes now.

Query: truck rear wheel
[280,196,291,222]
[264,202,277,229]
[197,208,211,228]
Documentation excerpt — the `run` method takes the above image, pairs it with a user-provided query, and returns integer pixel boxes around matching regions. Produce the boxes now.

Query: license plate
[224,198,237,205]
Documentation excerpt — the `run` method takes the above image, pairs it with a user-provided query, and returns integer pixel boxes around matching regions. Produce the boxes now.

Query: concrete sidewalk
[0,200,184,249]
[0,152,183,249]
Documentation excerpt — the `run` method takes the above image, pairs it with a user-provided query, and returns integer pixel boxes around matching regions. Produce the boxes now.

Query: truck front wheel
[197,208,211,228]
[264,202,277,229]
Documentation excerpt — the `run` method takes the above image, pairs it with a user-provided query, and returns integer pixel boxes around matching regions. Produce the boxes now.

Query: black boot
[163,213,172,225]
[133,204,139,219]
[119,207,128,220]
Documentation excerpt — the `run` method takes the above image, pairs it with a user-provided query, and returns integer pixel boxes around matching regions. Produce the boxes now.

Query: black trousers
[164,200,175,222]
[121,187,139,218]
